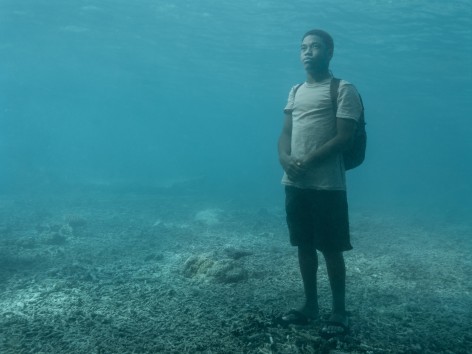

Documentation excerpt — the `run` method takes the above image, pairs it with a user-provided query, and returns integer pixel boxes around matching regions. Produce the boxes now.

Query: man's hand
[278,112,308,181]
[280,155,307,181]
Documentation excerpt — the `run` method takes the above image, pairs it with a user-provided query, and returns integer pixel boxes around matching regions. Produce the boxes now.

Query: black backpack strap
[330,77,341,116]
[293,83,303,96]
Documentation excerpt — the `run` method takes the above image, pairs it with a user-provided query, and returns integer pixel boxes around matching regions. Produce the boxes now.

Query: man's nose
[303,47,313,55]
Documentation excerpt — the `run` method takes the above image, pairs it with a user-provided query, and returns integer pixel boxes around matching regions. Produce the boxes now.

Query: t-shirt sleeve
[336,81,363,121]
[283,85,298,114]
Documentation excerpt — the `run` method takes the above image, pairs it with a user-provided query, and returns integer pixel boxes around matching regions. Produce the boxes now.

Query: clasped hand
[282,156,308,181]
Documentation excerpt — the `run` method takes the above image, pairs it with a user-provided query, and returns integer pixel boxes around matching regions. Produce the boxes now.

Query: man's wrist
[279,152,290,164]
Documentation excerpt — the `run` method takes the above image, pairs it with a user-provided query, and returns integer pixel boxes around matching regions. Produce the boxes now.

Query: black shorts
[285,186,352,252]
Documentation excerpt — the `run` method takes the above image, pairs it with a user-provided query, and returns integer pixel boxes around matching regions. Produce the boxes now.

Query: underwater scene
[1,0,471,353]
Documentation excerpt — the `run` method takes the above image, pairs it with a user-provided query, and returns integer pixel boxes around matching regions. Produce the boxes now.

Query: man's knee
[322,251,345,269]
[297,244,317,264]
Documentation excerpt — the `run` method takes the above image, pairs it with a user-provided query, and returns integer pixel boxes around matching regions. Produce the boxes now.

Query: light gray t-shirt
[282,77,363,191]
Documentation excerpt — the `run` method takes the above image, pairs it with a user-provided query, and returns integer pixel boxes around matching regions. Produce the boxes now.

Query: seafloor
[0,190,470,354]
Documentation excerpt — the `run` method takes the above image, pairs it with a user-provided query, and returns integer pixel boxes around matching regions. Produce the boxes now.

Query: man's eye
[301,44,319,51]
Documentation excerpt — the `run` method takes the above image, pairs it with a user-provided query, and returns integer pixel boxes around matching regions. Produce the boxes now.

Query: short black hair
[302,29,334,53]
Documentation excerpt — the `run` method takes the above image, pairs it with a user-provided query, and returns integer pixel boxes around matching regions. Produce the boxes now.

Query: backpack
[293,77,366,170]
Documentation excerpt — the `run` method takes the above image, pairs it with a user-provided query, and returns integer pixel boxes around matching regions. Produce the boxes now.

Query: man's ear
[328,48,334,61]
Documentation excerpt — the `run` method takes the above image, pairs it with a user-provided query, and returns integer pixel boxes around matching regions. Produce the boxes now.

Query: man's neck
[306,69,331,83]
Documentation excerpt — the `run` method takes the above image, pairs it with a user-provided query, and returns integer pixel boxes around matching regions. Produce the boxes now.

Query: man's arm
[278,113,304,180]
[301,118,357,168]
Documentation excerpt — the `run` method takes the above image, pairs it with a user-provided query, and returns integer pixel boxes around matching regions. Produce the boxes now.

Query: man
[277,29,363,337]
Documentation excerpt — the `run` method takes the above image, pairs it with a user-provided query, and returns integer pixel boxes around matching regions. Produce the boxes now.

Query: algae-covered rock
[183,254,247,283]
[194,209,222,226]
[183,254,215,278]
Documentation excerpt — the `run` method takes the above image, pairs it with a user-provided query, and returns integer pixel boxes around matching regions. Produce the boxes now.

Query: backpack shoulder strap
[330,77,341,115]
[293,83,303,96]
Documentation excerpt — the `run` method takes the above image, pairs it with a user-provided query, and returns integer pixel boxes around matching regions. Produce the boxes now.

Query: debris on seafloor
[65,214,87,229]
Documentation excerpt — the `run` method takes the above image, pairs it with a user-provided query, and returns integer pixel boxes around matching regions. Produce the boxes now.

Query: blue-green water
[1,3,471,352]
[1,0,471,218]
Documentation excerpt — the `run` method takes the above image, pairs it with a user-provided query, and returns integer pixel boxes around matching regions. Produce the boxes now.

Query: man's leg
[322,251,349,332]
[282,187,319,323]
[297,244,319,317]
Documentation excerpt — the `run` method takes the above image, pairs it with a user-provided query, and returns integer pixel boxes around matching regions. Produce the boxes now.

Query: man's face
[300,35,332,71]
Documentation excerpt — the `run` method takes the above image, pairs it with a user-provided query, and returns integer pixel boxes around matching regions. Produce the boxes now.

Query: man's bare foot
[297,304,319,319]
[320,312,349,338]
[279,305,319,326]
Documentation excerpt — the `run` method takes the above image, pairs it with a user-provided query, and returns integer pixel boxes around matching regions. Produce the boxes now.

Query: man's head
[300,29,334,73]
[302,29,334,54]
